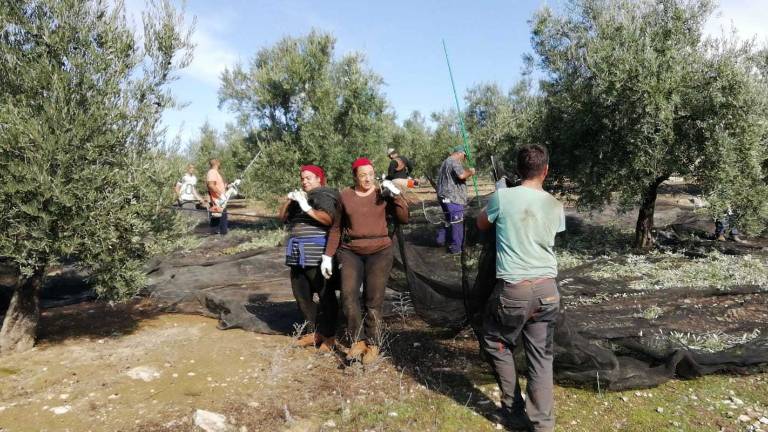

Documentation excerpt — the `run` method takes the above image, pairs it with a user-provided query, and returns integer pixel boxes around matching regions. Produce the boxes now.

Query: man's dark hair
[516,144,549,179]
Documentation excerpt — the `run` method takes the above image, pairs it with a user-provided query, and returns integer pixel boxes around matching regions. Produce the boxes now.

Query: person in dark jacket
[279,164,340,352]
[386,148,415,183]
[386,148,420,203]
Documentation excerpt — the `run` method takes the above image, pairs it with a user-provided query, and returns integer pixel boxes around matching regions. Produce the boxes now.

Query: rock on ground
[126,366,161,382]
[193,409,231,432]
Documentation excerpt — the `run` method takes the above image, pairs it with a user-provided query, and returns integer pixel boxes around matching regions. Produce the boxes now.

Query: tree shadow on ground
[657,182,702,195]
[385,320,505,425]
[561,212,766,259]
[227,216,283,231]
[37,299,162,344]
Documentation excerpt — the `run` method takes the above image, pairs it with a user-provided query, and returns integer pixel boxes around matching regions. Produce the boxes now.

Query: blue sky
[126,0,768,147]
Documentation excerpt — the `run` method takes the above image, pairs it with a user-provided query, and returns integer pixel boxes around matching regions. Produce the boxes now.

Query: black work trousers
[338,246,393,344]
[289,265,338,338]
[209,210,228,235]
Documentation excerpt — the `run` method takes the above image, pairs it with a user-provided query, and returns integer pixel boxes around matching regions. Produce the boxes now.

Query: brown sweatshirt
[324,187,409,256]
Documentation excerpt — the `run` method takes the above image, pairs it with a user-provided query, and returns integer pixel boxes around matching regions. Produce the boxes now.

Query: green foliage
[220,221,285,255]
[219,124,252,182]
[388,110,450,180]
[640,305,663,321]
[0,0,193,298]
[427,110,464,178]
[184,121,246,194]
[389,111,429,176]
[390,80,545,186]
[585,251,768,292]
[464,80,544,177]
[555,221,635,270]
[531,0,768,241]
[687,39,768,234]
[664,329,761,353]
[218,30,394,196]
[187,121,221,181]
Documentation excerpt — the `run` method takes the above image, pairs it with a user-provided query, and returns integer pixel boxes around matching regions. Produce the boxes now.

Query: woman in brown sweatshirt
[321,157,409,364]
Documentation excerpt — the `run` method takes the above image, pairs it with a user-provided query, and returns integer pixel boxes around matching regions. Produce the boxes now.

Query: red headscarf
[351,157,373,173]
[300,164,326,185]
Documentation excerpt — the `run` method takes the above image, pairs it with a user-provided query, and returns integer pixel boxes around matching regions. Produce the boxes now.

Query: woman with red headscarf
[279,164,340,351]
[321,157,409,364]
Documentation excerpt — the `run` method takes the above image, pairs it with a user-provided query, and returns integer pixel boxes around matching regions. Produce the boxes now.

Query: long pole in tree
[442,39,480,204]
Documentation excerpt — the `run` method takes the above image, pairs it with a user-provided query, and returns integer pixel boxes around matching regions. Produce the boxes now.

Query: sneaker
[295,333,321,348]
[361,345,380,365]
[716,234,726,242]
[346,341,367,361]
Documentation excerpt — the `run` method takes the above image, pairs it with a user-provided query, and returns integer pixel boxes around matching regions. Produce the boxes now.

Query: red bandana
[300,164,326,185]
[351,157,373,173]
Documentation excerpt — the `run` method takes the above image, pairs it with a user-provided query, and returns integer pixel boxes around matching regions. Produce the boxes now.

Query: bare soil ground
[0,300,422,432]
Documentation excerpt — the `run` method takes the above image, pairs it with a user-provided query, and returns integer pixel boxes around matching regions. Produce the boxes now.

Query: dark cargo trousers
[482,278,560,432]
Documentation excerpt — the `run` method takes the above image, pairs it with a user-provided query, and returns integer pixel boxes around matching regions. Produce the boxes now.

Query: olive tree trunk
[0,267,45,355]
[634,176,668,249]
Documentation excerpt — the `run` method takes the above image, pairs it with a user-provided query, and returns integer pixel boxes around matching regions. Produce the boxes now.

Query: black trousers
[289,265,338,338]
[338,246,393,344]
[209,210,228,235]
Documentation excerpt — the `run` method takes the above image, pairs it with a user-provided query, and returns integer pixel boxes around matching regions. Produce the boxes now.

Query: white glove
[320,255,333,279]
[295,192,311,213]
[287,190,311,211]
[381,180,401,196]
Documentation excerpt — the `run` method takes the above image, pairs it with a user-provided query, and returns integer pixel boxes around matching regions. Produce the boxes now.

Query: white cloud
[119,1,239,86]
[185,26,239,86]
[164,6,240,148]
[705,0,768,43]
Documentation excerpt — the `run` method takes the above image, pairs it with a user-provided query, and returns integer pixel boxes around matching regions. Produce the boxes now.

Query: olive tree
[532,0,768,247]
[0,0,193,353]
[387,111,436,178]
[464,80,544,178]
[428,110,465,176]
[219,30,393,193]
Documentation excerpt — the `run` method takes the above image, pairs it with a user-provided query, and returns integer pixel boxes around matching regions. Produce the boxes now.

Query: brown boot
[295,333,321,348]
[346,341,367,361]
[318,337,336,353]
[361,345,380,365]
